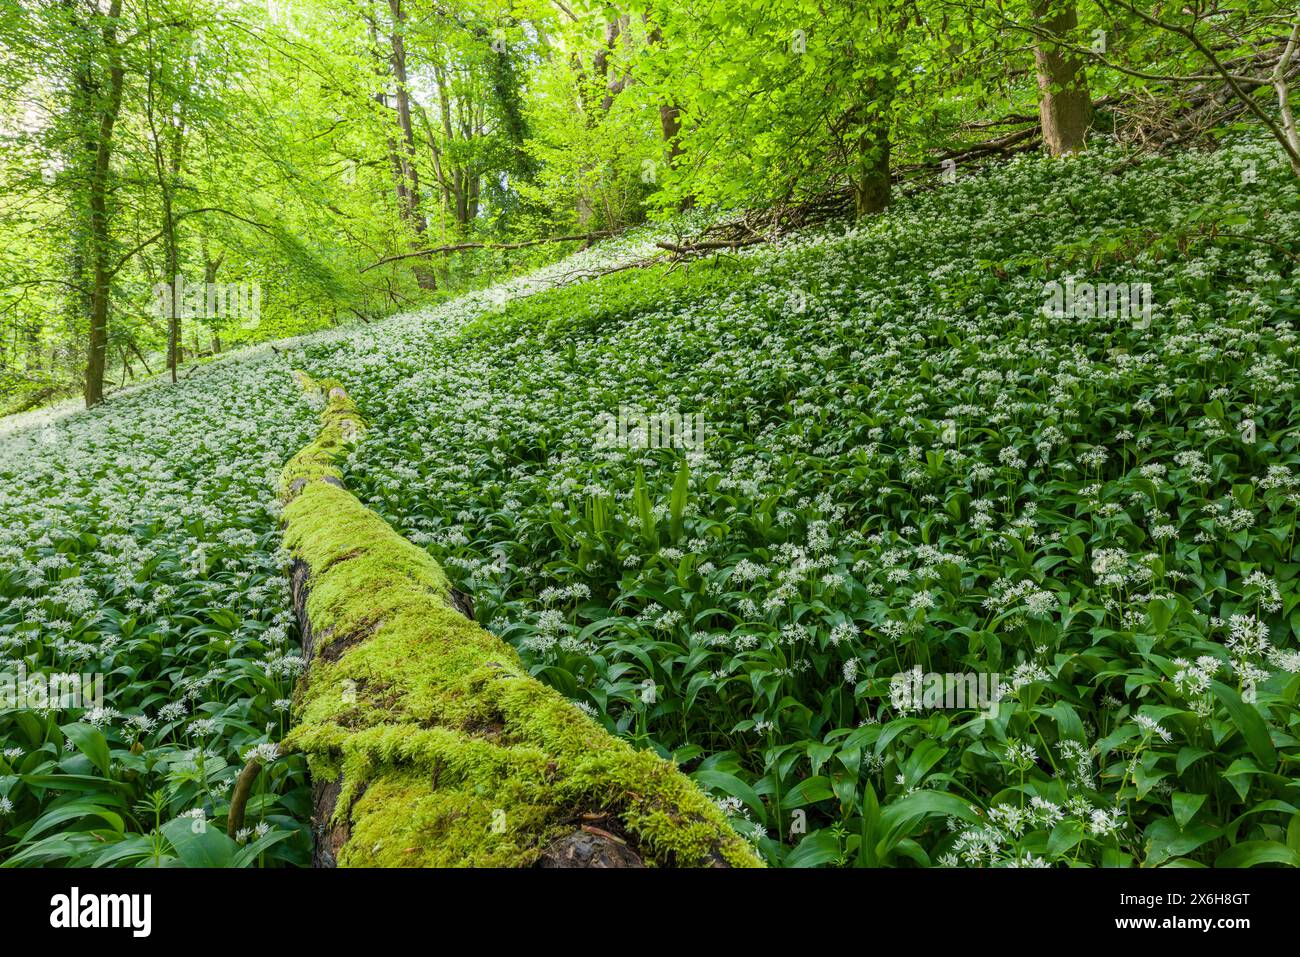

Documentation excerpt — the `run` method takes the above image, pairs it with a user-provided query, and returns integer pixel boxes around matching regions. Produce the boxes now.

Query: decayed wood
[309,776,350,869]
[538,826,645,868]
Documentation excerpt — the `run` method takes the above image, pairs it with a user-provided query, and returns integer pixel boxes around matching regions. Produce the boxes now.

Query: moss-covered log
[278,372,761,868]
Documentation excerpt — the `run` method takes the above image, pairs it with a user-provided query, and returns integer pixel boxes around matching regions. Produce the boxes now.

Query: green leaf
[692,769,765,824]
[1211,681,1277,769]
[781,775,835,809]
[20,800,124,843]
[232,829,296,867]
[1176,747,1211,776]
[1171,792,1207,829]
[60,723,111,777]
[857,782,881,867]
[1215,840,1300,868]
[1047,818,1085,858]
[785,829,841,868]
[669,458,689,541]
[878,790,981,852]
[1147,597,1175,633]
[161,818,239,868]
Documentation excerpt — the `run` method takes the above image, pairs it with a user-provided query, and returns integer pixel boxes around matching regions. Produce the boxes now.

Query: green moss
[280,371,762,868]
[280,372,368,495]
[341,771,559,867]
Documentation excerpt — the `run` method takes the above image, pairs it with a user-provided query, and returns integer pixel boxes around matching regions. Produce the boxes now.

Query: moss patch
[279,371,761,868]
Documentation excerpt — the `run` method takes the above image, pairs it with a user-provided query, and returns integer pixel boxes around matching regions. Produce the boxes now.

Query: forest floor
[2,138,1299,868]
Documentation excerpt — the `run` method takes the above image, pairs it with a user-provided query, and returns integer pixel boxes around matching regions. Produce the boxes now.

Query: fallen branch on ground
[655,237,764,256]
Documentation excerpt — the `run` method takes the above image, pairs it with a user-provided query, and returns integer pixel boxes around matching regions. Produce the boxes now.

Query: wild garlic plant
[2,138,1298,867]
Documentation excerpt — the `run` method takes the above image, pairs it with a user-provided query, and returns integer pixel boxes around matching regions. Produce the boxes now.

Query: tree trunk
[573,19,627,228]
[144,0,189,386]
[128,339,153,376]
[1032,0,1092,155]
[162,216,179,383]
[852,76,893,217]
[1274,22,1300,177]
[853,122,891,216]
[203,250,223,355]
[386,0,422,229]
[279,373,762,869]
[386,0,437,289]
[430,61,480,234]
[647,21,693,211]
[366,3,436,289]
[659,103,685,164]
[83,0,126,409]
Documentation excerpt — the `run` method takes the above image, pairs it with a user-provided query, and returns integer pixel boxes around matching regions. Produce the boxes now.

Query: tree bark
[852,75,893,217]
[143,0,189,385]
[386,0,422,231]
[83,0,126,409]
[428,61,482,233]
[574,16,629,228]
[366,2,437,289]
[1032,0,1092,155]
[1274,22,1300,176]
[385,0,437,289]
[203,245,224,354]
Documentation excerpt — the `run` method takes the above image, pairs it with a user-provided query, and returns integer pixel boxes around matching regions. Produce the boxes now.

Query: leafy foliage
[323,140,1298,867]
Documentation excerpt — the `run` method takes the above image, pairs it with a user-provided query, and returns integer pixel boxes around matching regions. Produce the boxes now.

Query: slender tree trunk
[430,62,478,234]
[386,0,437,288]
[597,15,630,112]
[574,19,625,228]
[1274,22,1300,176]
[1032,0,1091,155]
[161,204,179,382]
[852,74,893,217]
[128,339,153,376]
[144,0,188,384]
[377,91,410,213]
[62,1,94,397]
[386,0,422,229]
[365,4,436,288]
[165,119,186,379]
[853,123,891,216]
[659,105,685,164]
[84,0,126,409]
[201,236,224,353]
[65,238,89,389]
[84,205,111,407]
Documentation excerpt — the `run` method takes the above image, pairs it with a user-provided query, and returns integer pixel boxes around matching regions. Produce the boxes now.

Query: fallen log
[278,372,761,868]
[655,237,764,256]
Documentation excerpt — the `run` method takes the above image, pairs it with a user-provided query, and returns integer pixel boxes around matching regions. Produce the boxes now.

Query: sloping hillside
[2,140,1298,868]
